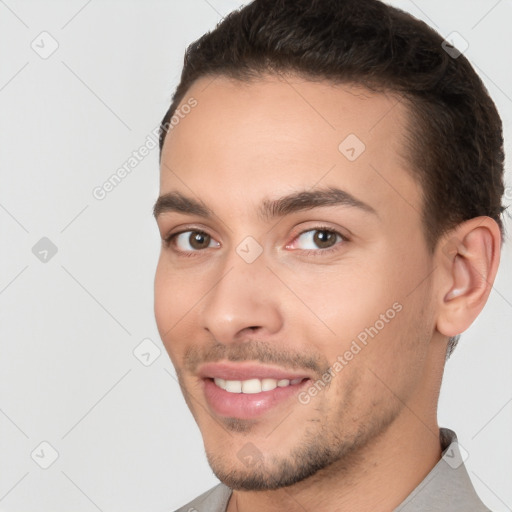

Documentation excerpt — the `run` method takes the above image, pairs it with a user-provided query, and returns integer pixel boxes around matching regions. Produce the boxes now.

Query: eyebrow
[153,191,212,218]
[153,187,377,220]
[259,187,377,220]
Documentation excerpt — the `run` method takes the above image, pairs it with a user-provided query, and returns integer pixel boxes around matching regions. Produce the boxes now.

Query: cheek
[154,257,195,354]
[333,260,434,404]
[292,246,427,372]
[277,255,397,352]
[154,259,171,326]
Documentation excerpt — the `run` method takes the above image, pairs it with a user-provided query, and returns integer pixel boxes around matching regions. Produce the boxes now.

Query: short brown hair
[159,0,506,253]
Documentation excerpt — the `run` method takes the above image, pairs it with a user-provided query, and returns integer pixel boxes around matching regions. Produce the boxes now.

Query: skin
[154,74,501,512]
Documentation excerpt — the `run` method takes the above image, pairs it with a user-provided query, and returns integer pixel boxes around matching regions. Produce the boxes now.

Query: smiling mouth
[197,361,314,419]
[212,377,307,394]
[201,375,311,420]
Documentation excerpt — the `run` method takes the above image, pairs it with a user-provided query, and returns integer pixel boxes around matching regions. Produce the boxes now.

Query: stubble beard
[204,388,404,492]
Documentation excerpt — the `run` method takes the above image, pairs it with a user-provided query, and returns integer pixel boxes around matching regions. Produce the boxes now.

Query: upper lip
[198,361,312,381]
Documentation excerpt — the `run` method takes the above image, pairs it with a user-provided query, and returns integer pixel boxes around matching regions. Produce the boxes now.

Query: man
[153,0,505,510]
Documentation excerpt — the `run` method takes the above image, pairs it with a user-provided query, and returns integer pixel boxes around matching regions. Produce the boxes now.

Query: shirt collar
[394,428,490,511]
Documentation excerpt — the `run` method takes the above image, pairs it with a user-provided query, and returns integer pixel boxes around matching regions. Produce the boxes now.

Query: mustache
[183,340,329,377]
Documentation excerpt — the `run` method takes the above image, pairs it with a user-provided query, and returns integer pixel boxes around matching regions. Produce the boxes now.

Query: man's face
[154,75,438,490]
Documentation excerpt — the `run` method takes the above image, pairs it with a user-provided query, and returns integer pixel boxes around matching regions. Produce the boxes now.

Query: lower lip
[203,378,309,420]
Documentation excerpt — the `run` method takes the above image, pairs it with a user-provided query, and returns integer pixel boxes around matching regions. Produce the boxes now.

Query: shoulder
[395,428,493,512]
[174,483,232,512]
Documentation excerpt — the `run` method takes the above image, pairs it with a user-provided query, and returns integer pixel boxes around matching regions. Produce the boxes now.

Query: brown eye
[313,230,338,248]
[189,232,211,249]
[290,228,345,252]
[171,230,220,252]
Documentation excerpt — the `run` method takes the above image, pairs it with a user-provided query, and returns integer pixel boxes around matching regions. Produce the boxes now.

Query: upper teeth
[214,377,303,394]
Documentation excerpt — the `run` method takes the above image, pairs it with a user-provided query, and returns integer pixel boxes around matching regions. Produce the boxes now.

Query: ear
[435,216,501,338]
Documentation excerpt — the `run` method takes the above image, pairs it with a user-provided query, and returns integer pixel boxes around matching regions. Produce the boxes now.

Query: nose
[199,253,284,344]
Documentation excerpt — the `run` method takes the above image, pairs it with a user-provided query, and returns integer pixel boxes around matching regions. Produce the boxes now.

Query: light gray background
[0,1,511,511]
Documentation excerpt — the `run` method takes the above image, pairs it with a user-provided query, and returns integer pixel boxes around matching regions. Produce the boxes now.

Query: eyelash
[288,225,349,257]
[162,229,210,258]
[163,226,349,257]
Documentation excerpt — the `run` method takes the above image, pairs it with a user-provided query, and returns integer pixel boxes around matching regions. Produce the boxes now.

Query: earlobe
[436,217,501,338]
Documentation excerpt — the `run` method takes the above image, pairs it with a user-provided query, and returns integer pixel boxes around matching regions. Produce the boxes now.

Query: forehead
[160,74,421,224]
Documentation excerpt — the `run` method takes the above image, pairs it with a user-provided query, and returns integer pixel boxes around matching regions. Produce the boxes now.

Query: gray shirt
[175,428,491,512]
